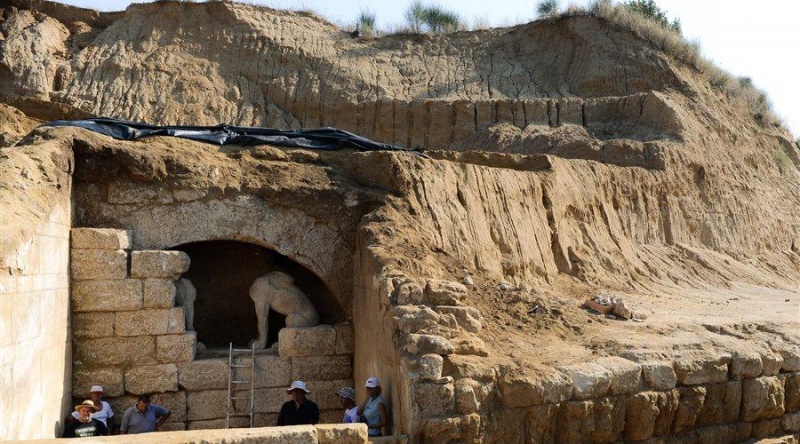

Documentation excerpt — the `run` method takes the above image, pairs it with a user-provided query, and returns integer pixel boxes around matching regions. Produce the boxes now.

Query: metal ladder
[226,342,255,428]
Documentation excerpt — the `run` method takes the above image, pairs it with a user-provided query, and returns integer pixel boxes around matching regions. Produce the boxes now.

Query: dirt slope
[1,1,799,440]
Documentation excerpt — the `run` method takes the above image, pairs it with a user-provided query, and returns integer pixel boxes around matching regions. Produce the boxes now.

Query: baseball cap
[89,385,104,393]
[365,376,379,388]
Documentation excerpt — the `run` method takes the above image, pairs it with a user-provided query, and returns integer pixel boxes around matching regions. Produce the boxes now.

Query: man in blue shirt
[120,394,171,434]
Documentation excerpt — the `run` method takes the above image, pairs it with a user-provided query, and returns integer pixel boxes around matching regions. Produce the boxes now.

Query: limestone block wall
[488,346,800,443]
[70,228,354,430]
[73,187,357,315]
[92,326,354,431]
[357,266,800,442]
[392,276,489,443]
[353,240,489,438]
[70,228,194,427]
[5,423,368,444]
[0,204,72,440]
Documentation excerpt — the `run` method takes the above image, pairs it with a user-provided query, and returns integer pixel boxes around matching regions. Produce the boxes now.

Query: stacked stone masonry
[70,228,354,430]
[3,423,369,444]
[380,273,800,443]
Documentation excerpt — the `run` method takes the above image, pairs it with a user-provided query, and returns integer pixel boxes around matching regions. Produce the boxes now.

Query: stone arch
[173,239,345,348]
[98,196,354,313]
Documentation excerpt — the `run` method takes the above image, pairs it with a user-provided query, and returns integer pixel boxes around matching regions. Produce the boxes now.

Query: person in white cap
[358,376,387,437]
[277,380,319,426]
[62,400,108,437]
[336,387,360,423]
[67,385,113,432]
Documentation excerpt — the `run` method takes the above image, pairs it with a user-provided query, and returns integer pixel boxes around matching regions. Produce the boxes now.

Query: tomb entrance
[174,240,343,349]
[70,229,356,430]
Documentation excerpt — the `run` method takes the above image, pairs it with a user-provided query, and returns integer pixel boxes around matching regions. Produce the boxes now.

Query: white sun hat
[337,387,356,401]
[286,380,311,394]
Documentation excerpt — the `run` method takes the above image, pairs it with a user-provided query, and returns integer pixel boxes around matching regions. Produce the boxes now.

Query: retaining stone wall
[374,273,800,443]
[4,423,368,443]
[70,228,354,431]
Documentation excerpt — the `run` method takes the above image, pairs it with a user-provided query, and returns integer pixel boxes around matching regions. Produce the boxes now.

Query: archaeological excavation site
[1,0,799,442]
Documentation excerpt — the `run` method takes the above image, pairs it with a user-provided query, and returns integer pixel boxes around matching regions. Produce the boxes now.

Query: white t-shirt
[72,401,113,426]
[343,406,359,423]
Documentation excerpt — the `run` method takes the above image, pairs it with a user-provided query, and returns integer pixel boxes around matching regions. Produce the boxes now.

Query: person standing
[358,376,387,437]
[69,385,113,431]
[120,394,171,434]
[62,400,108,438]
[337,387,360,423]
[277,381,319,426]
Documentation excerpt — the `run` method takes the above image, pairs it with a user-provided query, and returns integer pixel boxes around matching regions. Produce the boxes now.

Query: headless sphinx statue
[249,271,319,349]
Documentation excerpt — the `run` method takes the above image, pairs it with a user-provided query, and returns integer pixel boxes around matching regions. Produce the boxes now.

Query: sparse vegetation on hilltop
[404,2,460,33]
[622,0,681,33]
[557,0,783,129]
[357,9,377,38]
[536,0,560,19]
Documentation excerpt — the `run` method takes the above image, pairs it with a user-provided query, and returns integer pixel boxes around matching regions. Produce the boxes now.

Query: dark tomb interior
[173,240,342,348]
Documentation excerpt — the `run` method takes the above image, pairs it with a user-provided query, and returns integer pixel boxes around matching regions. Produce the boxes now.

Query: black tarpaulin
[41,118,418,153]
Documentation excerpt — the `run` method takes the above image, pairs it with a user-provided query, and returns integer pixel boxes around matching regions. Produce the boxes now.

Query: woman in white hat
[277,380,319,426]
[68,385,113,431]
[358,376,387,437]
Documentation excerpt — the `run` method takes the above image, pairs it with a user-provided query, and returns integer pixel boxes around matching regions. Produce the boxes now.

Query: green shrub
[536,0,560,18]
[622,0,681,33]
[404,2,460,33]
[358,8,377,37]
[423,5,460,32]
[738,77,754,89]
[405,1,426,33]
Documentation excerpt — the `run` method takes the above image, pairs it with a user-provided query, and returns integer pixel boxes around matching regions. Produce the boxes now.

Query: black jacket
[277,399,320,426]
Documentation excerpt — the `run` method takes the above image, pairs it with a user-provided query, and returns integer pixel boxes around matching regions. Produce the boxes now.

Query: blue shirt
[343,406,360,423]
[120,404,170,433]
[363,395,384,436]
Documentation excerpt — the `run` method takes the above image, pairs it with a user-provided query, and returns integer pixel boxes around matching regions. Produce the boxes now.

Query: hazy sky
[56,0,800,137]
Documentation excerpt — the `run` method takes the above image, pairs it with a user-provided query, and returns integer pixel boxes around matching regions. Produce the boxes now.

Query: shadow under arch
[171,240,344,348]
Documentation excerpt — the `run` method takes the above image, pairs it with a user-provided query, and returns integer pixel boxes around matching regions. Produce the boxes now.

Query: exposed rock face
[0,103,40,147]
[2,0,800,442]
[0,7,69,99]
